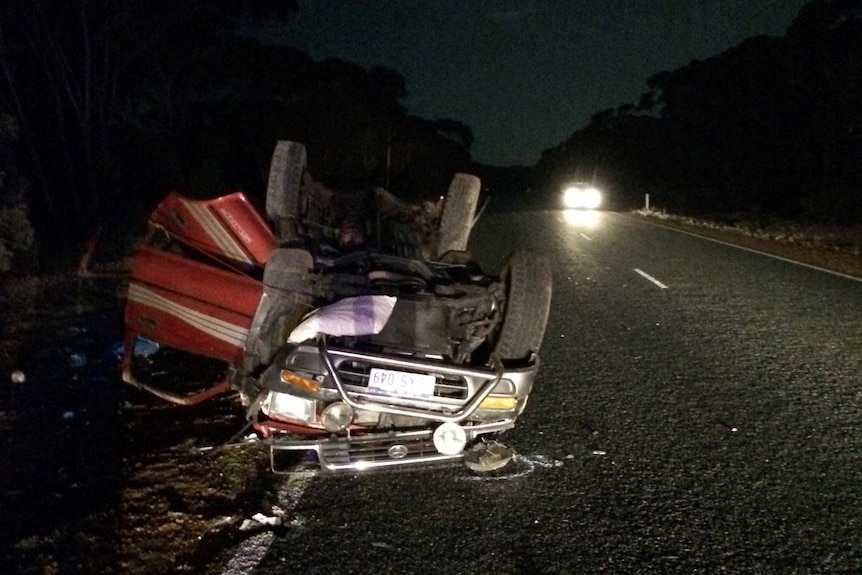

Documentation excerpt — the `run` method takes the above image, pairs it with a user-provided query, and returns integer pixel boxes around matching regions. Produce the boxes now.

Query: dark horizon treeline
[0,0,475,260]
[0,0,860,271]
[534,0,862,223]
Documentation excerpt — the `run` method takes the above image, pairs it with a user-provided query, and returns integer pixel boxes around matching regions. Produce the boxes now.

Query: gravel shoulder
[630,210,862,280]
[0,276,276,574]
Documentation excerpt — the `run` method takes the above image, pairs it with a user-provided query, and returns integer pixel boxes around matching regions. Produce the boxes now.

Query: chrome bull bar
[318,338,505,423]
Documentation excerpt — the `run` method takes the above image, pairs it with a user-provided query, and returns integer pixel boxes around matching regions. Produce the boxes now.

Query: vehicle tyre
[243,248,314,371]
[266,141,307,240]
[437,173,480,256]
[492,250,552,361]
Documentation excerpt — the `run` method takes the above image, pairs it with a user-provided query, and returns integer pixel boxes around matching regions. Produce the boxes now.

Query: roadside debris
[239,506,286,532]
[463,440,515,473]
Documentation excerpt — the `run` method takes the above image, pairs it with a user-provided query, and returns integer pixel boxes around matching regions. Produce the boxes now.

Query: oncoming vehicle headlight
[563,185,602,209]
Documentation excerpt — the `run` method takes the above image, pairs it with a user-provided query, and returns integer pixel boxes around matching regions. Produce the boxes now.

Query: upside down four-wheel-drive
[120,141,552,473]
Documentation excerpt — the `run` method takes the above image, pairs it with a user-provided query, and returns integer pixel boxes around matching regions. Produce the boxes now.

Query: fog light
[321,402,354,433]
[433,422,467,455]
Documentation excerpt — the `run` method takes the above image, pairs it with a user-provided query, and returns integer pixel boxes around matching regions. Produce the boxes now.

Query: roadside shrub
[800,185,862,225]
[0,205,35,272]
[0,113,36,273]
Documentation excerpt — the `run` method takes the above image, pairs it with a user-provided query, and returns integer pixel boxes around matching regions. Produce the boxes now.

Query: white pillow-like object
[287,295,397,343]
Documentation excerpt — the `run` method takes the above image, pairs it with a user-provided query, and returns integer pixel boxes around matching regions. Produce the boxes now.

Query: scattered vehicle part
[463,440,515,473]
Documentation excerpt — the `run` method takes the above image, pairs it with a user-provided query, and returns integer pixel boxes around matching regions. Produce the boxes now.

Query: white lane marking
[634,268,668,289]
[222,533,274,575]
[222,472,315,574]
[579,233,592,241]
[631,216,862,283]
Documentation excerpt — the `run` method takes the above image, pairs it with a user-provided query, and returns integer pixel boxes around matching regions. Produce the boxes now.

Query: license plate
[368,368,436,399]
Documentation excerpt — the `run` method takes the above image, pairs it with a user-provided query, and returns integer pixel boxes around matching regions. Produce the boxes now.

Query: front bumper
[256,339,539,472]
[266,421,515,473]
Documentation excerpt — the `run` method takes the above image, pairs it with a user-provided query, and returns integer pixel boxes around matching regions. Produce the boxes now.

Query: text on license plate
[368,368,436,399]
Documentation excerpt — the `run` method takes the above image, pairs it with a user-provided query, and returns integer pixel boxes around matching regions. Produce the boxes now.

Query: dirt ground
[0,213,859,574]
[0,276,279,574]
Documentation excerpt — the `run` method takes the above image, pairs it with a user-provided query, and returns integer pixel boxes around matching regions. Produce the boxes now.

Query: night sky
[269,1,811,167]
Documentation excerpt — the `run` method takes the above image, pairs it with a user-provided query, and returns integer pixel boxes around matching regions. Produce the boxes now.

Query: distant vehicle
[562,182,603,210]
[119,141,553,474]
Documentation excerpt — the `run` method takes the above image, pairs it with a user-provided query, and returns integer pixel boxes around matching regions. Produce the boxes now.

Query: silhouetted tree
[533,0,862,223]
[0,0,299,248]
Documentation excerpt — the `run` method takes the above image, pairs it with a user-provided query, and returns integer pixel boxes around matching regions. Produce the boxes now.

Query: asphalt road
[212,209,861,575]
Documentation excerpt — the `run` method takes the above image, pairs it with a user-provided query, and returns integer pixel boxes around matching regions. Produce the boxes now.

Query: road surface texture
[2,210,859,574]
[209,210,861,574]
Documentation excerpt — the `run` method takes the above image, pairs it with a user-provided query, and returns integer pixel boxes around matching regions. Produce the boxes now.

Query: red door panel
[126,245,263,362]
[150,191,277,268]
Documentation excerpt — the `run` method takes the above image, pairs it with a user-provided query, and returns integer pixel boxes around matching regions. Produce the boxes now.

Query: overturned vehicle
[121,141,552,473]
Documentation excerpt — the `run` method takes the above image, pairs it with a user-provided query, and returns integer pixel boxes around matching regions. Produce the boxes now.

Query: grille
[269,430,463,473]
[320,433,442,467]
[336,360,468,399]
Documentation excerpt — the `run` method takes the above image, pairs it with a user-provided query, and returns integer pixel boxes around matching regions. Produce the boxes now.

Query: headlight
[261,391,316,424]
[563,185,602,209]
